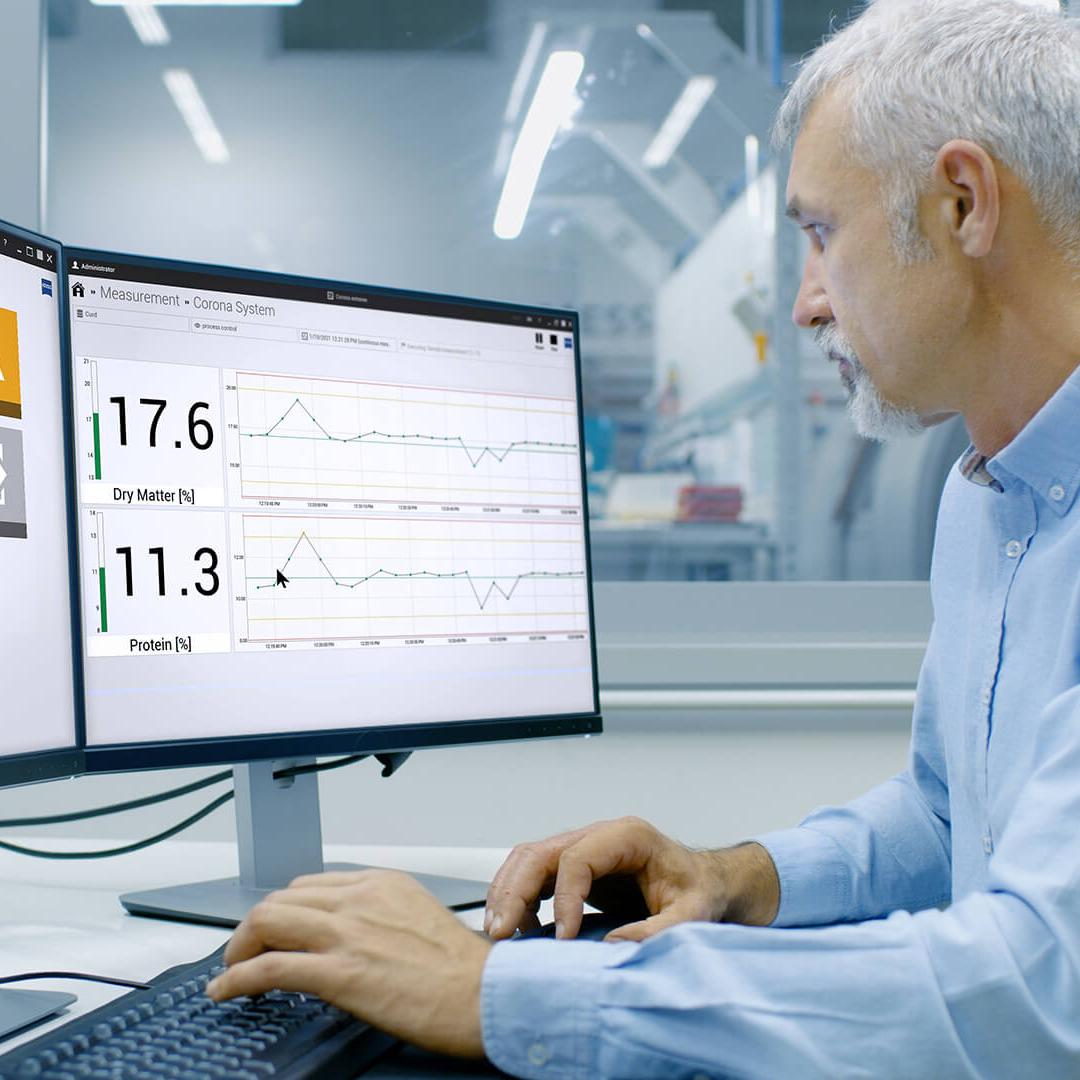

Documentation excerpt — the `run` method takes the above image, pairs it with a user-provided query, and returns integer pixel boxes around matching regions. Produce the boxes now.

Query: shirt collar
[959,363,1080,515]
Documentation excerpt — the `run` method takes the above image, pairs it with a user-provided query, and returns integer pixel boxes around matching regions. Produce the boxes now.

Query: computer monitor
[63,248,601,925]
[0,220,82,1036]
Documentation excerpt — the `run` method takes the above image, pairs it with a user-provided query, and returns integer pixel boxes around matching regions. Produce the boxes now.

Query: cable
[0,756,373,829]
[273,754,367,780]
[0,972,150,990]
[0,769,233,829]
[0,791,235,860]
[0,754,376,860]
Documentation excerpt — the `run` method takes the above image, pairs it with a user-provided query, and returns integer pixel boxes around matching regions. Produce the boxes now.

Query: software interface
[0,229,78,759]
[66,255,595,748]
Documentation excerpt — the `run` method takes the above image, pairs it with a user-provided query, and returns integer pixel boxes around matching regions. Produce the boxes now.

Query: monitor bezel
[63,247,602,774]
[0,217,84,788]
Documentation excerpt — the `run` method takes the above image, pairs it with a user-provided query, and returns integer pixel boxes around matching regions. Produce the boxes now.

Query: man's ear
[930,139,1000,259]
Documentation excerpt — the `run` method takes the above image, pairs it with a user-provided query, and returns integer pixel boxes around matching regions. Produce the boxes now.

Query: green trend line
[242,398,578,468]
[253,531,584,611]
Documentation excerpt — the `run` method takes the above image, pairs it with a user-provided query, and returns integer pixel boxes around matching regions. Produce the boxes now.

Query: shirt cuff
[753,826,851,928]
[481,938,636,1080]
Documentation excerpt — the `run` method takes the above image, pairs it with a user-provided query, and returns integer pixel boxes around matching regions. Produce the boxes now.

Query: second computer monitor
[0,220,80,789]
[64,250,600,772]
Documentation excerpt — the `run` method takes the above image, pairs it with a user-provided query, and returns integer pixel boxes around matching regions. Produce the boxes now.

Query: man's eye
[811,224,829,247]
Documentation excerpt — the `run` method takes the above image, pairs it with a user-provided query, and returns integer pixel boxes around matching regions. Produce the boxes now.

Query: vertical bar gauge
[90,360,102,480]
[96,512,108,634]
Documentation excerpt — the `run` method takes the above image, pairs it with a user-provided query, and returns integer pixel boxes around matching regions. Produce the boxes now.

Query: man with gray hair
[207,1,1080,1075]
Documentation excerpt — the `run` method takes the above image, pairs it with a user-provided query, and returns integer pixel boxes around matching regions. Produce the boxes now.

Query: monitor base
[0,989,77,1042]
[120,863,487,928]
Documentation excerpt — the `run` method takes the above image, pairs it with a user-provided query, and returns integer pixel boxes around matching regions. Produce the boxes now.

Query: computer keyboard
[0,946,398,1079]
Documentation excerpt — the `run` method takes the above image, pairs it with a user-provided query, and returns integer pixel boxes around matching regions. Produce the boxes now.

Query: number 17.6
[108,397,215,450]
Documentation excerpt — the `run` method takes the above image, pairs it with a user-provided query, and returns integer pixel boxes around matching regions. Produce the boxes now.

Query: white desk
[0,840,515,1077]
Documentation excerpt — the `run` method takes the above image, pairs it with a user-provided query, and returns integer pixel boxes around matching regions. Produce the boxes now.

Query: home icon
[71,282,85,298]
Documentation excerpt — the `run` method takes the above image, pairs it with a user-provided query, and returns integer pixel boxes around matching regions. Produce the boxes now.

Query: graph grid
[237,513,589,644]
[231,371,582,510]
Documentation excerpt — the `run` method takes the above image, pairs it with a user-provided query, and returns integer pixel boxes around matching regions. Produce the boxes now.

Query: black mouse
[533,911,630,942]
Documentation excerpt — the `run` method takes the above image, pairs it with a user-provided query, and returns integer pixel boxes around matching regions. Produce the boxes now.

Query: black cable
[0,754,376,860]
[0,756,373,830]
[273,754,367,780]
[0,972,150,990]
[0,769,233,828]
[0,791,236,860]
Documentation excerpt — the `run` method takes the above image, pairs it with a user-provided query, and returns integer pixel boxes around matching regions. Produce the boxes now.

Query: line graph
[255,528,583,613]
[228,371,584,510]
[234,513,590,647]
[250,398,578,469]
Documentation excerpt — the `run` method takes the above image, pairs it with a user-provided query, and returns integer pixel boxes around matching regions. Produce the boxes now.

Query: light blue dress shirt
[481,363,1080,1079]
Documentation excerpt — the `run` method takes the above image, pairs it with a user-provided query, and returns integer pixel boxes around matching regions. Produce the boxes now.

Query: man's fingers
[208,950,338,1003]
[605,905,697,943]
[224,901,340,966]
[551,830,650,939]
[485,830,586,938]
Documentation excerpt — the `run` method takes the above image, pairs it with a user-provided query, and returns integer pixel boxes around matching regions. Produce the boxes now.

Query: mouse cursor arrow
[276,570,289,588]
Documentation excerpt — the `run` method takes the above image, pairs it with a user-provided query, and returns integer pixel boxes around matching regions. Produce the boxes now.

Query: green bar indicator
[98,566,108,634]
[92,412,102,480]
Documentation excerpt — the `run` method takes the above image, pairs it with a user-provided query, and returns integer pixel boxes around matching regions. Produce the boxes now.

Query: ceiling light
[124,4,170,45]
[642,75,717,170]
[494,51,585,241]
[163,69,230,164]
[92,1,301,6]
[745,133,761,218]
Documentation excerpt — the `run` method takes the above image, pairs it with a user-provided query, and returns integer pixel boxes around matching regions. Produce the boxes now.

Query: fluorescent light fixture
[124,4,170,45]
[745,133,760,218]
[642,75,717,170]
[163,69,230,164]
[494,50,584,241]
[94,1,300,6]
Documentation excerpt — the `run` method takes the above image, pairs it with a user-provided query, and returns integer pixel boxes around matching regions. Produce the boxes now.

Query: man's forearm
[703,842,781,927]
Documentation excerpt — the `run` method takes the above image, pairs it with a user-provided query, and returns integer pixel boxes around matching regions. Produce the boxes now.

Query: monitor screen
[0,221,80,786]
[66,251,599,770]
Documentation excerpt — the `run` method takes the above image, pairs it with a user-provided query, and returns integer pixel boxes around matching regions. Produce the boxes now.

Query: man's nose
[792,255,832,329]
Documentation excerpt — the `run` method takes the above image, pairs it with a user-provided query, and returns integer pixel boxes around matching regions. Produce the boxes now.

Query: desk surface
[0,840,515,1077]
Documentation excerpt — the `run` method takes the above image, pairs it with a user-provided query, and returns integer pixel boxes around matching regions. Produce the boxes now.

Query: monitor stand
[0,989,77,1042]
[120,758,488,928]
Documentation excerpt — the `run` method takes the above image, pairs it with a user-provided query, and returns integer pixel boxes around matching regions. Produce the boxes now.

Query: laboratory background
[4,0,1061,852]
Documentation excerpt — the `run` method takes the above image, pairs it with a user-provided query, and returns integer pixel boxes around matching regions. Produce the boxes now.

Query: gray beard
[816,325,926,442]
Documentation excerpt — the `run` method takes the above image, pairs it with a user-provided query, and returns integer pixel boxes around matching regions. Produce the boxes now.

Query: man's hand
[206,870,491,1059]
[484,816,780,942]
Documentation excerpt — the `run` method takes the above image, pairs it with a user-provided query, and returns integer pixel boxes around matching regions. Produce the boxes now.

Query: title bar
[66,252,577,333]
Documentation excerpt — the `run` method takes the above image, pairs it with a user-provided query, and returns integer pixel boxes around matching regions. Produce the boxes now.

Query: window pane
[45,0,970,583]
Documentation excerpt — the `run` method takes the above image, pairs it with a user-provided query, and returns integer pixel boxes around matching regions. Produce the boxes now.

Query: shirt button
[1005,540,1023,558]
[527,1042,550,1067]
[1050,484,1066,502]
[983,835,994,855]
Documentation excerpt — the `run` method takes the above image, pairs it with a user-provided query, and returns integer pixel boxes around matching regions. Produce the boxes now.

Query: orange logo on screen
[0,308,21,420]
